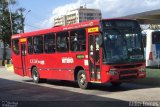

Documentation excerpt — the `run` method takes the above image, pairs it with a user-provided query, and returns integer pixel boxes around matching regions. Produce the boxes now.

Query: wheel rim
[33,70,38,81]
[79,73,86,85]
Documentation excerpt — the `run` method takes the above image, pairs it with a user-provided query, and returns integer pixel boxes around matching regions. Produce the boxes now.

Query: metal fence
[0,48,11,60]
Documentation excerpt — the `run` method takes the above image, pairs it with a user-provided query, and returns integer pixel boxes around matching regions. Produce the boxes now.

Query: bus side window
[28,37,33,54]
[56,32,69,52]
[33,36,43,54]
[70,29,86,52]
[152,31,160,44]
[44,33,55,53]
[12,39,19,55]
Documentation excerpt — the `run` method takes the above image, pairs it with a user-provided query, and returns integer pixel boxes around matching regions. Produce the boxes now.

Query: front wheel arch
[31,67,46,83]
[74,66,84,81]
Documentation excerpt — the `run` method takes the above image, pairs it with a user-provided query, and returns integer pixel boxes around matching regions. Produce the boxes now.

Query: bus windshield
[102,20,144,64]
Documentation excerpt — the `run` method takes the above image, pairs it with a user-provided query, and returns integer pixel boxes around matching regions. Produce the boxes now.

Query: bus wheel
[111,82,122,86]
[77,70,89,89]
[32,67,41,83]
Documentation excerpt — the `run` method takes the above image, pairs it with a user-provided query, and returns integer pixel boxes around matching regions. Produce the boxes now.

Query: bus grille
[120,75,137,80]
[119,70,138,80]
[120,70,138,75]
[114,64,142,69]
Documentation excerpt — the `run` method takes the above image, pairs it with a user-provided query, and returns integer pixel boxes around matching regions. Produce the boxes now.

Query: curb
[5,64,14,72]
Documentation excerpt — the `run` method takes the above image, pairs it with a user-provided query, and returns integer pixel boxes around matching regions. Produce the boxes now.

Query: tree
[0,0,24,66]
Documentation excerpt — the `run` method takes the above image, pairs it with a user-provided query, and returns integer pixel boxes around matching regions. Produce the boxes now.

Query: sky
[13,0,160,32]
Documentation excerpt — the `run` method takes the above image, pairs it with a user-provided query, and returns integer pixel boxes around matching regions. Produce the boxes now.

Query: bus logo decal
[30,59,45,65]
[62,57,74,63]
[38,60,45,65]
[30,59,38,64]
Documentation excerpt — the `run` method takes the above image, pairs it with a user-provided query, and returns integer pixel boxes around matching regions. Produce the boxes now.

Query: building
[118,9,160,30]
[54,15,66,26]
[54,6,101,26]
[119,9,160,24]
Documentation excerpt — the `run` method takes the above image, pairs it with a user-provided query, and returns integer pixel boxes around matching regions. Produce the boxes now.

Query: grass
[146,68,160,78]
[133,68,160,86]
[0,60,2,66]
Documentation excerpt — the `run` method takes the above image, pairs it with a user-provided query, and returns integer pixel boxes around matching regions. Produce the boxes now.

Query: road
[0,67,160,107]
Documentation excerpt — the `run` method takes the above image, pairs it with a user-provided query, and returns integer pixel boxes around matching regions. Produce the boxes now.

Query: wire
[25,23,42,29]
[29,12,50,21]
[16,0,50,22]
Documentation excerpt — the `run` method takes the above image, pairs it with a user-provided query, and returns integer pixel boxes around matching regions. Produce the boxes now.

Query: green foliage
[0,0,24,65]
[0,0,24,45]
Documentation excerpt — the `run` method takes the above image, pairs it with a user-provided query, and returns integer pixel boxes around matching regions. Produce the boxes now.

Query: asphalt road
[0,67,160,107]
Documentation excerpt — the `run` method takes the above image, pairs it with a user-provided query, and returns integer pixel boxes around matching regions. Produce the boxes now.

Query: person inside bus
[57,36,68,52]
[71,33,80,51]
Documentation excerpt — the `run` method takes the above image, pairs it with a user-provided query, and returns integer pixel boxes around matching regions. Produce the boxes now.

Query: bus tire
[111,82,122,86]
[77,70,89,89]
[32,67,41,83]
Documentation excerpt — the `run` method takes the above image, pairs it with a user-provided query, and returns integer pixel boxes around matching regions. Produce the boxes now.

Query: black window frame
[152,31,160,44]
[142,35,146,48]
[56,32,69,53]
[33,35,44,54]
[12,39,19,55]
[27,37,33,54]
[44,33,56,53]
[70,28,86,52]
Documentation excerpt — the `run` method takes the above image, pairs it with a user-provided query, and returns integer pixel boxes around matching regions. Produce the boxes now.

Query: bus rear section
[12,37,27,76]
[144,30,160,68]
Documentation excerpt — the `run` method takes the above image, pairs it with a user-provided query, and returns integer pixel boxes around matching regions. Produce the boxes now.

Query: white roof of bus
[142,29,160,35]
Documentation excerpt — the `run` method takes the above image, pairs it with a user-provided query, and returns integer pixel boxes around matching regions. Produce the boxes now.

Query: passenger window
[12,39,19,55]
[44,33,55,53]
[28,37,33,54]
[56,32,69,52]
[70,29,86,52]
[33,36,43,54]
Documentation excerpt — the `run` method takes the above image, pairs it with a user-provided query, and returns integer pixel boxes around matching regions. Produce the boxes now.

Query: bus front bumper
[109,71,146,82]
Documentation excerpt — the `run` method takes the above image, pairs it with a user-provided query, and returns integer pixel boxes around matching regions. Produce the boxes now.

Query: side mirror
[96,34,103,46]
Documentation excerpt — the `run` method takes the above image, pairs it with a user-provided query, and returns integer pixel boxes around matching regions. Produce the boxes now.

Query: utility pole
[9,6,13,35]
[6,0,14,35]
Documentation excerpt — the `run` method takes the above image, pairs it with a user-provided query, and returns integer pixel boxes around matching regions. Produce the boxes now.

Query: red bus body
[11,19,146,89]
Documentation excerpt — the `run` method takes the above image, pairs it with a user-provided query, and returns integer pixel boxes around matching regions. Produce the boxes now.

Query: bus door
[89,34,101,81]
[20,43,27,76]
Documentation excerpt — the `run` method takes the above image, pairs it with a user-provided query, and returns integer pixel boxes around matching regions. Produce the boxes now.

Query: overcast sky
[16,0,160,32]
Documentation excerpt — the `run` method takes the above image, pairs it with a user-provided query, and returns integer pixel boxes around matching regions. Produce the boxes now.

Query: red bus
[11,19,146,89]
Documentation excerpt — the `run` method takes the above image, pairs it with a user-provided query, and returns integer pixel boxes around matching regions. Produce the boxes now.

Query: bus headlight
[139,66,146,72]
[109,69,117,75]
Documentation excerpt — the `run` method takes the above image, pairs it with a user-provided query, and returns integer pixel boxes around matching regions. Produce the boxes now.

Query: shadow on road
[23,79,160,92]
[0,78,132,107]
[133,68,160,87]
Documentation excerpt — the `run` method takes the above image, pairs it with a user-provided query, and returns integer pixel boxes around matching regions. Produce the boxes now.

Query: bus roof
[11,18,136,39]
[11,19,100,39]
[142,29,160,35]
